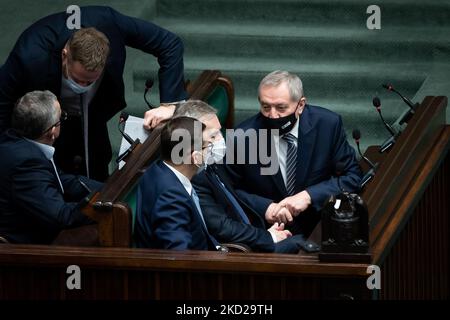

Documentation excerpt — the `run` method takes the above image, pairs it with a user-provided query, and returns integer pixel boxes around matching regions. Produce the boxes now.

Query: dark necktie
[282,133,297,195]
[206,168,251,225]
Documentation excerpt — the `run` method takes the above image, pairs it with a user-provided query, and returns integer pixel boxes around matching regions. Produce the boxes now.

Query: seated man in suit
[0,90,102,244]
[134,115,221,250]
[177,101,307,253]
[226,70,362,238]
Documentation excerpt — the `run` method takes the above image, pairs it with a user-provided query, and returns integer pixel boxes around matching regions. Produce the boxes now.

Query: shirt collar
[25,138,55,160]
[287,116,300,138]
[163,161,193,195]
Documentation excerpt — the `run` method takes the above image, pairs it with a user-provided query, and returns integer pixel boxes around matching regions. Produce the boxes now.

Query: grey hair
[258,70,304,101]
[173,100,217,121]
[12,90,59,139]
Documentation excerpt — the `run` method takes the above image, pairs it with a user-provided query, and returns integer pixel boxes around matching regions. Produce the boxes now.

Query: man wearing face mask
[226,70,362,239]
[134,116,222,250]
[0,6,187,181]
[175,101,303,253]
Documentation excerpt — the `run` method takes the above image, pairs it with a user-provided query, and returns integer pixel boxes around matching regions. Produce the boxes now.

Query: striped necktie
[282,133,297,195]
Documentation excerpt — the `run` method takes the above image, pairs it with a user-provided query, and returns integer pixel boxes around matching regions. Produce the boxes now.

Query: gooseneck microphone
[118,112,135,145]
[382,83,417,125]
[372,97,397,153]
[116,112,140,164]
[144,79,156,109]
[373,97,396,136]
[352,129,377,188]
[382,84,416,111]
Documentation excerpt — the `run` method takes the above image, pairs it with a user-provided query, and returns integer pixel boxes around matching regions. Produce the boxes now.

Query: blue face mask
[62,75,95,94]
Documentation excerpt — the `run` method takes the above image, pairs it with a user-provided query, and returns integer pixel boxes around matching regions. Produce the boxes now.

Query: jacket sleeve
[224,162,273,220]
[305,116,362,211]
[11,157,91,231]
[0,52,26,132]
[192,172,275,252]
[108,7,187,103]
[59,172,104,202]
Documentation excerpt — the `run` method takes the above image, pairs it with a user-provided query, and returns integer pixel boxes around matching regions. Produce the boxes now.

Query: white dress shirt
[273,118,299,187]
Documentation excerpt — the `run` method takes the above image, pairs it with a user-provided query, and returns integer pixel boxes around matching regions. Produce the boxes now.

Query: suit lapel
[295,105,317,192]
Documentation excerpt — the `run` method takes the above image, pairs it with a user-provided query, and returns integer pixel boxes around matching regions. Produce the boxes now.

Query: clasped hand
[265,190,312,225]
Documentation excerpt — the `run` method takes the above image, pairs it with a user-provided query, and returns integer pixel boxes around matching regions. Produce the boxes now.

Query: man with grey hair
[175,100,304,253]
[0,90,102,244]
[226,70,362,241]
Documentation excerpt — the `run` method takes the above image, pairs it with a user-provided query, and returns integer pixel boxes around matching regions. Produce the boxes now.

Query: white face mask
[205,138,226,165]
[62,75,95,94]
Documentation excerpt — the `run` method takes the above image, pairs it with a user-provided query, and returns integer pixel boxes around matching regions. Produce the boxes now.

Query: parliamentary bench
[0,70,448,300]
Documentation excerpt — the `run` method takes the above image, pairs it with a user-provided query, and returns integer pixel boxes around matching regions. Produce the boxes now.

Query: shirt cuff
[268,229,278,243]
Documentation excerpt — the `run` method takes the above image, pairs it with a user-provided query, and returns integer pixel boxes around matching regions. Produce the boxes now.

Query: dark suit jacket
[226,104,362,237]
[0,130,103,244]
[192,165,275,252]
[134,160,215,250]
[0,6,187,181]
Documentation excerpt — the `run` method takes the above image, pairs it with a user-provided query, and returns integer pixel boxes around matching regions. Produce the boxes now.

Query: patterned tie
[282,133,297,195]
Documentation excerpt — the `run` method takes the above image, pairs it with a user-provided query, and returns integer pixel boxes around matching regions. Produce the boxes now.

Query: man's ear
[191,150,202,166]
[297,97,307,115]
[48,125,58,142]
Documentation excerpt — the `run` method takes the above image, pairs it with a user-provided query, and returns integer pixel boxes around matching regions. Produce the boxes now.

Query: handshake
[265,190,312,243]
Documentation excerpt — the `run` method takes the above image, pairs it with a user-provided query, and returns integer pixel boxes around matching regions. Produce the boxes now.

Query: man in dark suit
[176,101,304,253]
[0,6,187,181]
[134,116,220,250]
[0,90,102,244]
[226,70,362,238]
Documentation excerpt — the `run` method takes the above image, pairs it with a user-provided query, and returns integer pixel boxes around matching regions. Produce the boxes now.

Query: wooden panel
[380,151,449,299]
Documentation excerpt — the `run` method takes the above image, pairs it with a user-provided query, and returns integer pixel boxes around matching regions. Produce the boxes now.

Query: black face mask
[262,107,299,136]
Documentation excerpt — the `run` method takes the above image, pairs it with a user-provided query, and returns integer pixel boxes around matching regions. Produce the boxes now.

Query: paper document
[118,115,149,169]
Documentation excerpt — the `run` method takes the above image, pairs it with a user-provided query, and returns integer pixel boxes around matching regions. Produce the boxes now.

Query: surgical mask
[62,75,95,94]
[194,138,227,170]
[206,138,226,165]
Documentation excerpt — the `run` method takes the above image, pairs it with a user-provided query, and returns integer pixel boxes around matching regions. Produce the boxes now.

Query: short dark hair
[160,116,206,163]
[11,90,58,139]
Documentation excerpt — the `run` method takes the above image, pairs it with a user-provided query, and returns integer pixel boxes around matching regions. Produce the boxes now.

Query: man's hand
[277,190,312,217]
[143,104,176,130]
[267,222,292,243]
[265,202,294,225]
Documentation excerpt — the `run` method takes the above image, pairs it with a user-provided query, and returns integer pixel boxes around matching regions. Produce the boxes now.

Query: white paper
[118,115,149,169]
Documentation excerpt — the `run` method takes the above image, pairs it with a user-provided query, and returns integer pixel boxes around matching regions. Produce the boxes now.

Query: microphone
[382,83,417,124]
[382,84,416,110]
[117,112,140,164]
[352,129,377,188]
[118,112,135,146]
[144,79,156,109]
[372,97,397,153]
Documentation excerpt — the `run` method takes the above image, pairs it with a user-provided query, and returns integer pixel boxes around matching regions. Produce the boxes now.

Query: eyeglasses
[42,110,68,135]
